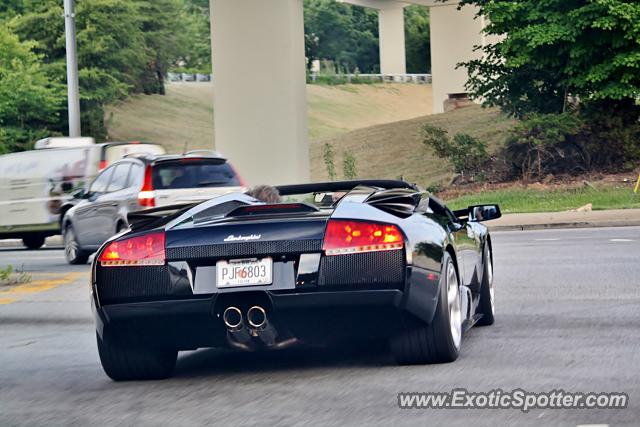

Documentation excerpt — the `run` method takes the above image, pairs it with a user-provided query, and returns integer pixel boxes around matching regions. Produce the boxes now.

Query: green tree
[0,25,64,153]
[134,0,187,94]
[304,1,430,74]
[178,0,211,73]
[405,5,430,73]
[304,0,379,73]
[457,0,640,118]
[8,0,192,141]
[0,0,25,17]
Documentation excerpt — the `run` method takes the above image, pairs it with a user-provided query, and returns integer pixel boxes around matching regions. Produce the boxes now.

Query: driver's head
[246,185,282,204]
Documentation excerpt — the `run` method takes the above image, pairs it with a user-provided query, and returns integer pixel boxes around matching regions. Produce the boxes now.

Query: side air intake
[365,189,421,218]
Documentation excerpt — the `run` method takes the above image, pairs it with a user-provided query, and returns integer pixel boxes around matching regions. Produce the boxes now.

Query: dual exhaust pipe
[223,305,277,349]
[223,306,268,331]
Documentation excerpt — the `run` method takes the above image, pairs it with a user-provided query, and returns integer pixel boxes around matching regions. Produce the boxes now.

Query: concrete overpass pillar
[210,0,309,185]
[378,5,407,74]
[429,2,483,113]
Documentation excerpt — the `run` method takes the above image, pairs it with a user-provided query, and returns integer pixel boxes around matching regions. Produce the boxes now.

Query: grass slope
[105,82,433,152]
[106,82,514,188]
[312,105,516,186]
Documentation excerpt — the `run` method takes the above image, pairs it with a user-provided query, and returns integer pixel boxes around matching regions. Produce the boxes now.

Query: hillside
[105,82,433,151]
[105,82,515,188]
[313,105,516,187]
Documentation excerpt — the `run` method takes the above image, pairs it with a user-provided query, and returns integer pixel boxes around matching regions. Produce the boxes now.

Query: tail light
[98,232,165,267]
[138,165,155,207]
[98,160,108,171]
[323,220,404,256]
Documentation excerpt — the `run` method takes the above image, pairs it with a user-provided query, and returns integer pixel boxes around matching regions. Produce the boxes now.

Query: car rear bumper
[94,289,415,350]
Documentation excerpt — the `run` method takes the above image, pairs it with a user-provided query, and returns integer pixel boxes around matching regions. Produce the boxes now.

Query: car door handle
[110,202,118,206]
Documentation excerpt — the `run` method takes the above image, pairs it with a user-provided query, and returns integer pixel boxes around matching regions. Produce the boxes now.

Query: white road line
[609,239,634,242]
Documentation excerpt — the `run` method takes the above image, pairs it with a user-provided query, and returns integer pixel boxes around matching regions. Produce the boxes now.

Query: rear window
[152,161,241,189]
[105,143,166,164]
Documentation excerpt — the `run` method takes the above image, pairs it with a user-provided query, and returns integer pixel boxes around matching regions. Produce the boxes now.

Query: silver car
[62,151,245,264]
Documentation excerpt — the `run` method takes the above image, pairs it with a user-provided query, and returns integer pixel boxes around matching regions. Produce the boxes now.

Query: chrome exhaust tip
[223,306,243,331]
[247,306,267,330]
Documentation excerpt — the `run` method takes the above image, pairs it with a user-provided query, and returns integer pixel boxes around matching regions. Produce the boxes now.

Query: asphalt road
[1,227,639,427]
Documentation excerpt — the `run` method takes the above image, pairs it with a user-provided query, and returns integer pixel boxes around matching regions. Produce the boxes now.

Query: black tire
[96,332,177,381]
[22,235,45,250]
[475,242,495,326]
[390,252,462,365]
[64,225,89,265]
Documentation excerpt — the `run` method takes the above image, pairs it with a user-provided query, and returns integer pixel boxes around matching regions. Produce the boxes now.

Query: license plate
[216,257,273,288]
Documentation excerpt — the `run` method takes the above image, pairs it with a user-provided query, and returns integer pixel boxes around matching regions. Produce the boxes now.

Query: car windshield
[152,161,240,189]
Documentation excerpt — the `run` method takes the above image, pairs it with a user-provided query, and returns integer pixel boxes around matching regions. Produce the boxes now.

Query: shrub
[425,183,443,194]
[504,113,587,181]
[0,265,13,281]
[342,151,357,179]
[422,125,489,176]
[323,142,336,181]
[307,73,379,85]
[580,99,640,170]
[450,133,489,175]
[0,265,30,285]
[422,124,449,159]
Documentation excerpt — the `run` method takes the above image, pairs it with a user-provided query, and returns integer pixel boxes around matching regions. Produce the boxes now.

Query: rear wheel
[64,225,89,265]
[96,332,177,381]
[475,243,495,326]
[22,235,45,250]
[390,252,462,364]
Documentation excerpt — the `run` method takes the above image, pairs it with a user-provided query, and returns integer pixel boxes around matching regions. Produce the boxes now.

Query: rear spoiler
[275,180,418,196]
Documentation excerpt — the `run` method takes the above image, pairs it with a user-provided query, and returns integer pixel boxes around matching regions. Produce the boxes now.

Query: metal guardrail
[309,73,432,84]
[167,72,212,82]
[166,72,432,84]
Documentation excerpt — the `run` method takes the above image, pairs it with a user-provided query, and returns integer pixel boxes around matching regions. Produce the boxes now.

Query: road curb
[489,220,640,232]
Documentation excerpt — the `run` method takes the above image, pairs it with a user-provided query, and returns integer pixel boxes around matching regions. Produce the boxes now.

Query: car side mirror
[468,204,502,222]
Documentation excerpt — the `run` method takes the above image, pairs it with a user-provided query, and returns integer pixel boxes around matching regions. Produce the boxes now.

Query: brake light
[98,160,108,170]
[323,220,404,256]
[138,166,155,207]
[98,232,165,267]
